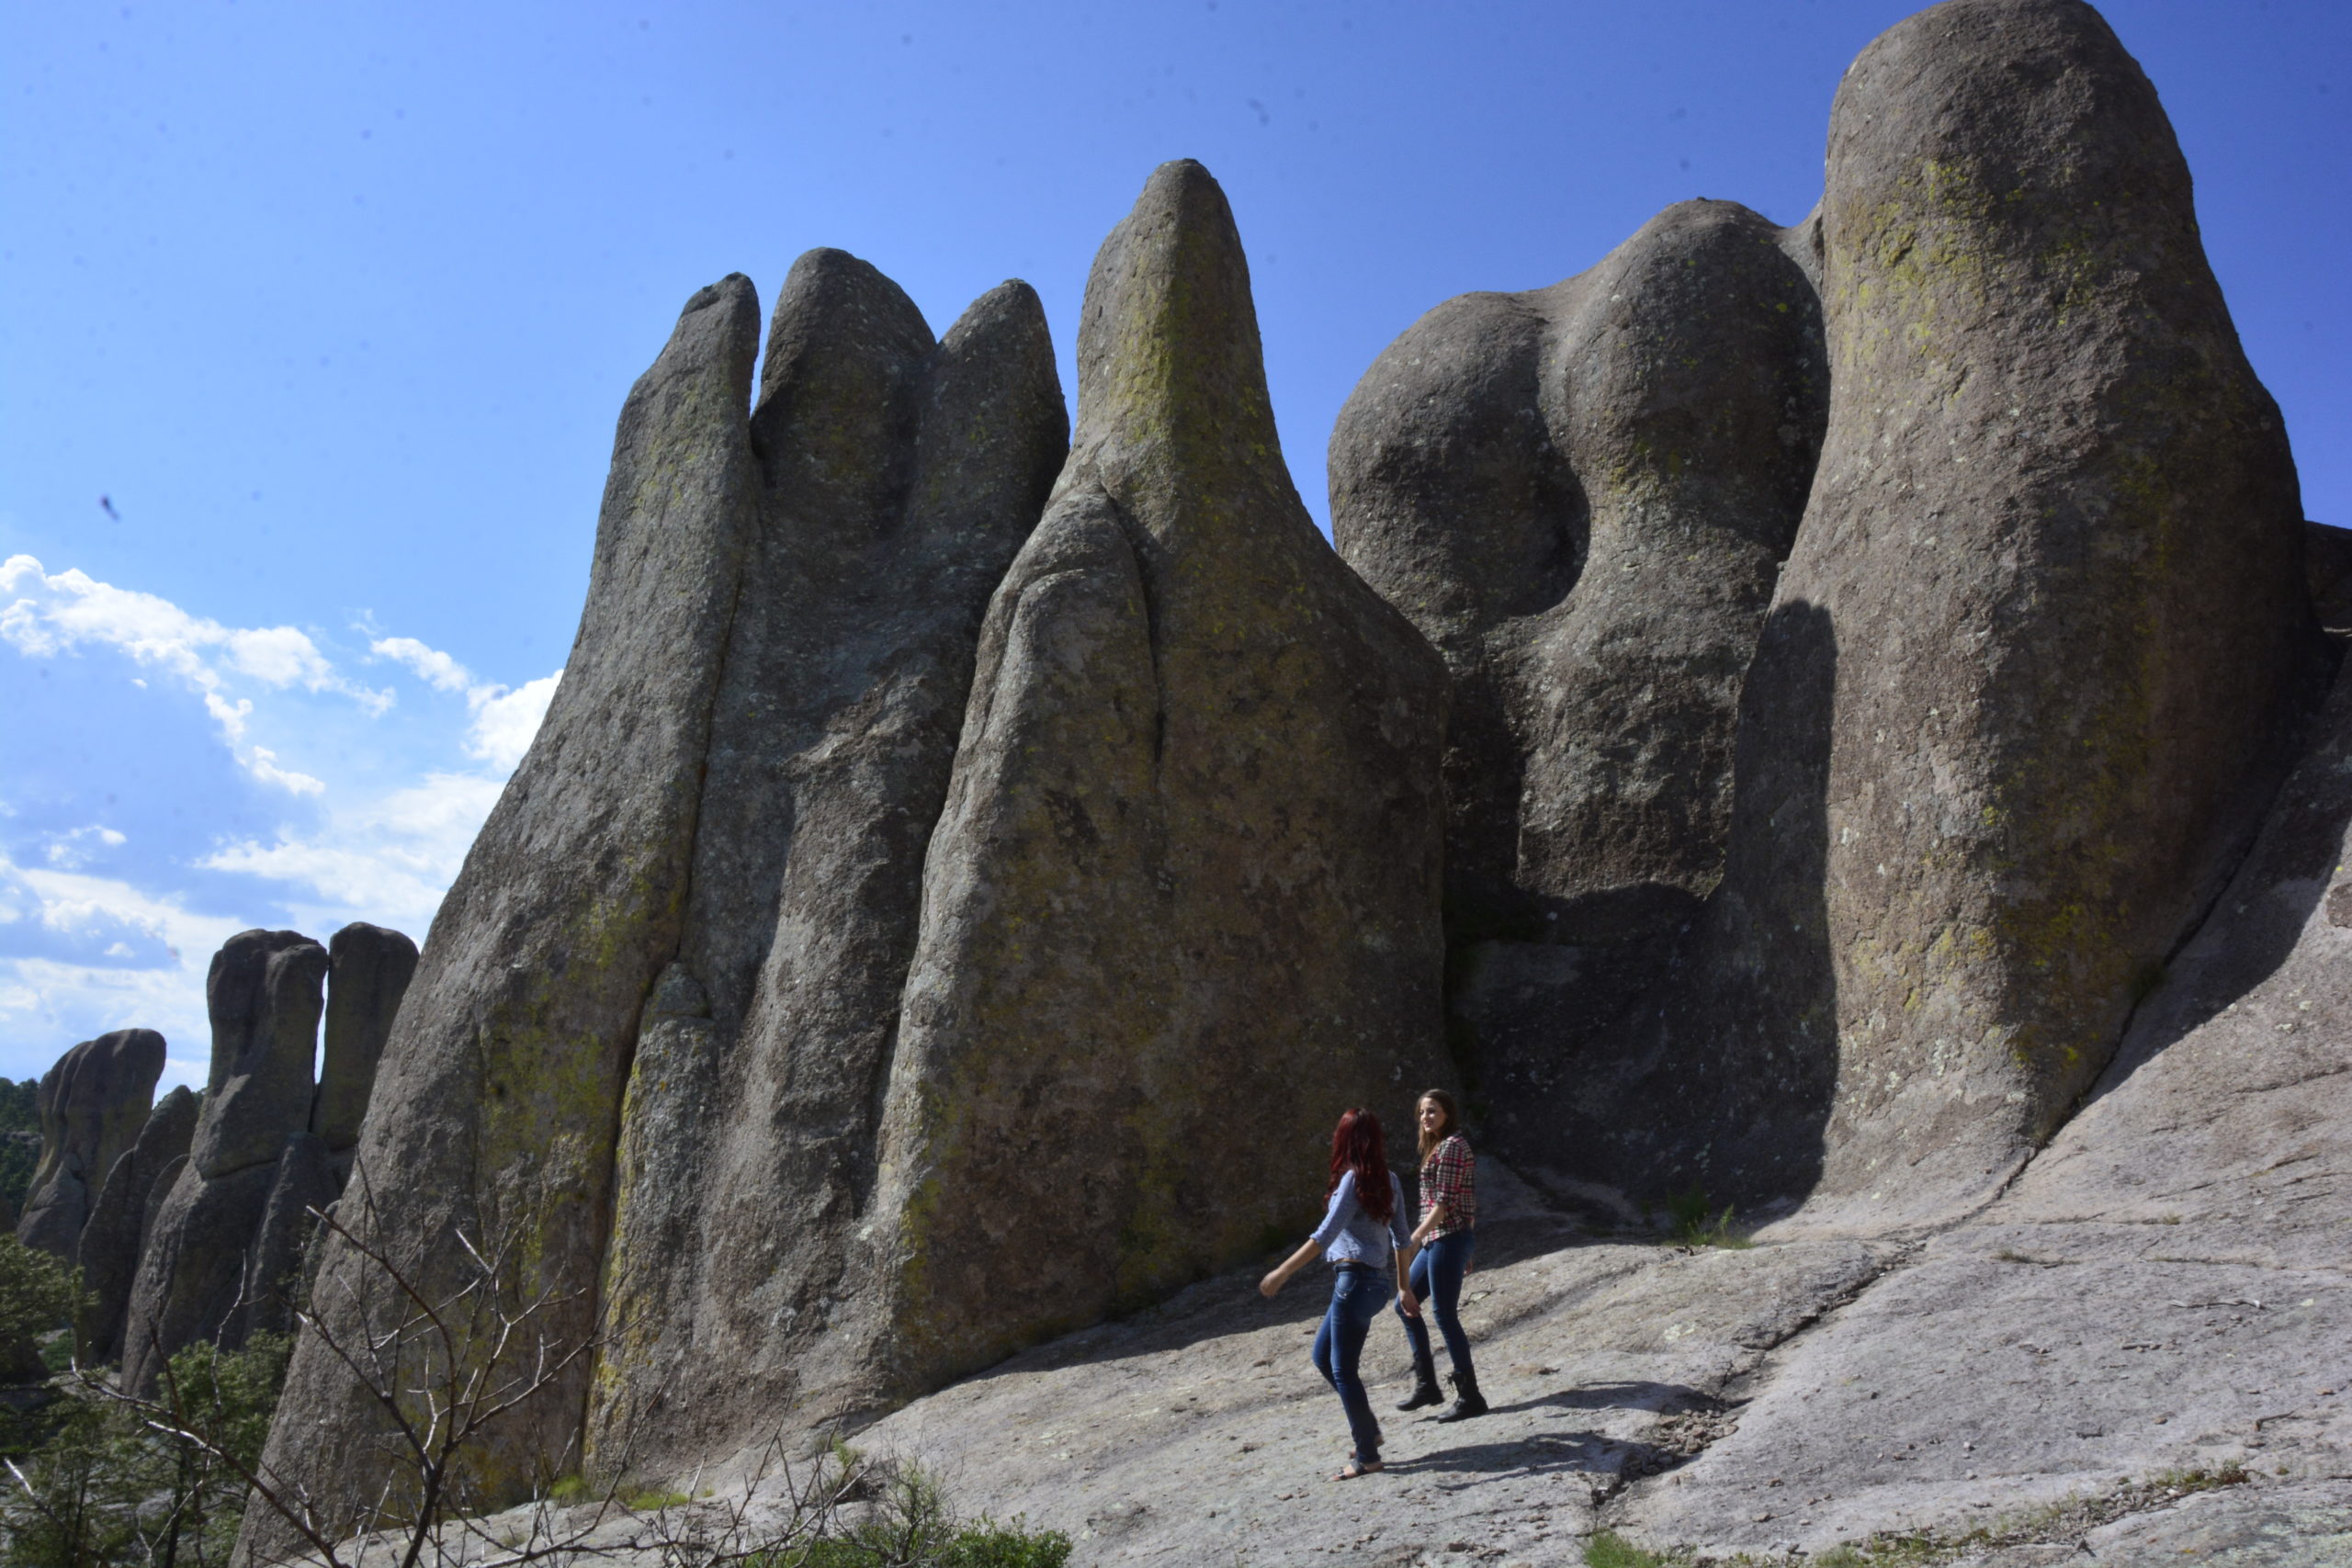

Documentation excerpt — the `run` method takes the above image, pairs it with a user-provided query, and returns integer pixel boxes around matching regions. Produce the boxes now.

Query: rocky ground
[368,641,2352,1568]
[826,669,2352,1564]
[455,782,2352,1566]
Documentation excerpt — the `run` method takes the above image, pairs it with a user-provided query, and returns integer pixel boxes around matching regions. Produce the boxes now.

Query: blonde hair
[1415,1089,1460,1166]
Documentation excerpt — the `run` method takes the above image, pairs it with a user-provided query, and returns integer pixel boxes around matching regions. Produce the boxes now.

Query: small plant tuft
[1584,1529,1679,1568]
[1661,1185,1752,1248]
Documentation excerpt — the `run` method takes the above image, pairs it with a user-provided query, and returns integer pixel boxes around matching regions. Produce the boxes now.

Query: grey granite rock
[248,274,763,1542]
[1617,649,2352,1559]
[1330,198,1827,1213]
[1332,197,1826,950]
[119,1156,277,1393]
[14,1028,166,1258]
[122,931,330,1390]
[1671,0,2318,1228]
[861,159,1450,1411]
[583,257,1067,1481]
[75,1084,198,1361]
[235,1131,337,1344]
[312,922,418,1156]
[191,931,325,1179]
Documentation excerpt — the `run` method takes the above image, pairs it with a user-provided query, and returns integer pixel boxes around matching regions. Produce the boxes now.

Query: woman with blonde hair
[1260,1108,1419,1478]
[1395,1089,1485,1420]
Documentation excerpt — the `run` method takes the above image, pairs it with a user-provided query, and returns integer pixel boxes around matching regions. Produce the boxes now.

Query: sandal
[1333,1458,1385,1480]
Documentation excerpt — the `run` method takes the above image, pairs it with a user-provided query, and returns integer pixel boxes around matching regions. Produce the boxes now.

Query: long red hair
[1326,1108,1395,1224]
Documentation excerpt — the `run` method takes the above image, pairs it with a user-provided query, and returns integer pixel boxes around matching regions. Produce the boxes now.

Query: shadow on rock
[1500,599,1840,1218]
[1486,1380,1719,1418]
[1387,1431,1672,1482]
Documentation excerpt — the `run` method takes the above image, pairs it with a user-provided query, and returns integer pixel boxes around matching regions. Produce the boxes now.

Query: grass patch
[755,1457,1071,1566]
[1663,1186,1754,1249]
[1585,1531,1680,1567]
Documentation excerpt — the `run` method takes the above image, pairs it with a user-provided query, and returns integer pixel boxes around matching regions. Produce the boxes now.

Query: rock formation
[75,1084,197,1361]
[13,1028,165,1258]
[238,0,2341,1552]
[1336,0,2315,1226]
[122,930,327,1391]
[251,164,1446,1538]
[1658,0,2313,1225]
[1329,199,1827,1202]
[312,922,418,1167]
[246,273,766,1540]
[1333,198,1826,946]
[859,157,1449,1411]
[586,258,1067,1472]
[234,1130,338,1344]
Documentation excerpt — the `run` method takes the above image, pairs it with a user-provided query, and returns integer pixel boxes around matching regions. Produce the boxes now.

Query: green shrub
[0,1234,81,1404]
[0,1331,290,1567]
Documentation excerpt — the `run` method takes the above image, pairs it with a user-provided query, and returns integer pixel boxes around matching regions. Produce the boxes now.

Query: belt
[1332,1260,1384,1276]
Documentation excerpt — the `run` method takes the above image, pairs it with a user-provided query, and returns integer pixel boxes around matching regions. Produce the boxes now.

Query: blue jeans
[1311,1265,1387,1463]
[1397,1229,1476,1380]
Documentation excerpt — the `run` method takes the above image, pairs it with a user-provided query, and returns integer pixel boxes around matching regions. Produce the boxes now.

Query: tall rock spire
[250,276,763,1536]
[583,256,1068,1481]
[863,160,1451,1399]
[1703,0,2317,1224]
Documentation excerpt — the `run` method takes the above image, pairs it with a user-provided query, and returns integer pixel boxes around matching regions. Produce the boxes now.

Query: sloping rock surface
[13,1028,164,1258]
[861,159,1449,1410]
[781,607,2352,1567]
[1617,631,2352,1562]
[585,258,1067,1478]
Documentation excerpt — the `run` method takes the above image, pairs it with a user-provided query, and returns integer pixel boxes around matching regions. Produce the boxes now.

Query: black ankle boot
[1396,1347,1442,1411]
[1435,1370,1488,1422]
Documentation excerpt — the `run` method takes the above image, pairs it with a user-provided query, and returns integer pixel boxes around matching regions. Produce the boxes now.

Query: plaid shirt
[1419,1134,1476,1237]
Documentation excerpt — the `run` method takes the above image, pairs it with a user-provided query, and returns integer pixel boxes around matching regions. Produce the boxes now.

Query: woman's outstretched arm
[1259,1237,1323,1297]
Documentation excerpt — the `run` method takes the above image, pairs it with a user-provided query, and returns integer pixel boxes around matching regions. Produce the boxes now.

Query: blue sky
[4,0,2346,1087]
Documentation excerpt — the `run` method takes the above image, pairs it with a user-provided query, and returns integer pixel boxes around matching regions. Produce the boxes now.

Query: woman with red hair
[1259,1108,1420,1479]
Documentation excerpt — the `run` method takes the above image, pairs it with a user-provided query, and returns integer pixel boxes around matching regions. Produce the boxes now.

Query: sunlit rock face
[861,159,1449,1412]
[242,0,2334,1549]
[14,1028,165,1260]
[1337,0,2316,1229]
[1330,197,1828,1208]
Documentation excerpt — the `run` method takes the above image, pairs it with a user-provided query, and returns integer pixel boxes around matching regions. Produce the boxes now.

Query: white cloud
[201,771,505,932]
[0,852,247,1082]
[368,629,560,773]
[370,635,472,694]
[43,826,127,870]
[249,747,326,796]
[3,560,568,1081]
[2,555,389,712]
[468,672,560,771]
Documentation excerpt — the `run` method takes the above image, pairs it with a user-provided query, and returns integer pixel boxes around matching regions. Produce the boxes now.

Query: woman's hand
[1397,1286,1421,1319]
[1261,1237,1319,1297]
